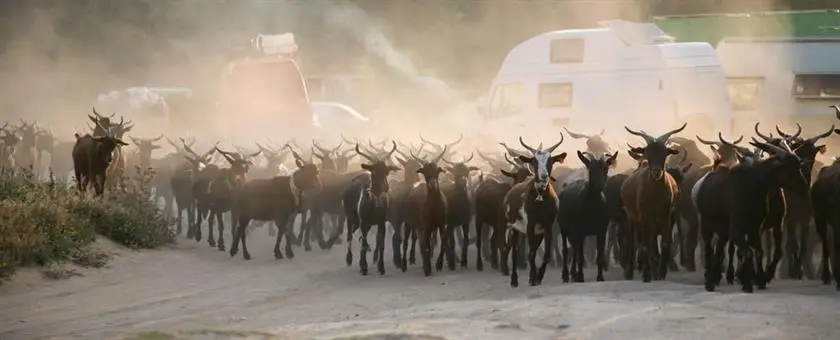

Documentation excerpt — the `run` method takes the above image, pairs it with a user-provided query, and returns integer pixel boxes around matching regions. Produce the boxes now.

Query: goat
[14,120,37,170]
[205,147,260,251]
[441,153,480,269]
[676,134,743,271]
[812,156,840,290]
[341,142,399,275]
[695,136,809,293]
[404,146,452,275]
[620,123,685,282]
[557,151,617,282]
[773,123,834,280]
[174,140,217,240]
[504,136,566,287]
[71,119,129,197]
[229,150,321,260]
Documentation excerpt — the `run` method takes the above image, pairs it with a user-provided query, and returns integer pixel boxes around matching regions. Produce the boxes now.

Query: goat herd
[3,106,840,294]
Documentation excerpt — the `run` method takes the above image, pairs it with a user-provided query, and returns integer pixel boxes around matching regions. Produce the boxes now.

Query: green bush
[0,166,175,283]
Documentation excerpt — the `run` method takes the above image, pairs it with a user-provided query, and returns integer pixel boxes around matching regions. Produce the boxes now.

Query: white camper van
[715,37,840,134]
[475,20,733,144]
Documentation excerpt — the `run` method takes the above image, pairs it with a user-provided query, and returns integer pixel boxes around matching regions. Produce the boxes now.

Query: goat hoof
[346,253,353,267]
[243,252,251,260]
[208,239,216,247]
[229,248,238,257]
[378,265,385,275]
[476,261,484,272]
[304,244,312,252]
[217,244,225,252]
[704,282,716,292]
[742,285,754,293]
[561,271,570,283]
[596,275,605,282]
[274,250,284,260]
[360,266,368,276]
[286,250,295,259]
[529,279,537,286]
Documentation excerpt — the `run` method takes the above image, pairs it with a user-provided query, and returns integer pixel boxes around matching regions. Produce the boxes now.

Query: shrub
[0,166,175,283]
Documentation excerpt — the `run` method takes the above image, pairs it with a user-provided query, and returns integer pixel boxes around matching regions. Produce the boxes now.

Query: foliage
[0,166,174,283]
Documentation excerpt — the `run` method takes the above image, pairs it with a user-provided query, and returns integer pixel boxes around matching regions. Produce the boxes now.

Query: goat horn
[754,122,774,142]
[805,124,836,145]
[355,143,376,163]
[544,132,565,153]
[655,122,687,144]
[775,123,803,140]
[563,127,590,139]
[518,136,538,153]
[625,126,655,144]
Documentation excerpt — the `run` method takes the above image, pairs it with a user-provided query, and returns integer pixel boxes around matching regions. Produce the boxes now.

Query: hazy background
[0,0,830,143]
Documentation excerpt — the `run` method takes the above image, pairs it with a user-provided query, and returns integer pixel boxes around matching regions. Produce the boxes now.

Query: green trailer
[653,9,840,46]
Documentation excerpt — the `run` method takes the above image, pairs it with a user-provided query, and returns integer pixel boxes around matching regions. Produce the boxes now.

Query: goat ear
[361,163,373,171]
[117,139,129,146]
[152,145,162,149]
[500,169,514,178]
[607,151,618,168]
[576,150,589,166]
[92,137,104,142]
[516,155,531,164]
[295,158,306,168]
[551,152,567,164]
[468,166,480,172]
[387,165,401,172]
[438,168,446,174]
[415,168,423,174]
[818,145,827,154]
[667,148,680,155]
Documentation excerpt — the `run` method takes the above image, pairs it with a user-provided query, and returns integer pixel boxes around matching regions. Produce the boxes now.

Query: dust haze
[0,0,806,159]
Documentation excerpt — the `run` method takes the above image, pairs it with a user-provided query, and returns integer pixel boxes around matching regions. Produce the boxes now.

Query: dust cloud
[0,1,812,156]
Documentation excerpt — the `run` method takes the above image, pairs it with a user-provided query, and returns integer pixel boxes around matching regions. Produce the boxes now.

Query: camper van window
[726,77,762,111]
[549,39,584,63]
[791,74,840,99]
[489,83,524,118]
[538,82,573,108]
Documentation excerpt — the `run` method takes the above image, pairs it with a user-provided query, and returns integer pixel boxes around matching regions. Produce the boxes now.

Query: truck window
[489,82,524,118]
[726,77,763,111]
[549,39,584,63]
[538,82,573,108]
[791,74,840,99]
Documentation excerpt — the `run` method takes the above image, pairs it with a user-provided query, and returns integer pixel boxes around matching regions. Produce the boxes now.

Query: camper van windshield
[489,82,524,118]
[792,74,840,99]
[726,77,762,111]
[539,82,573,108]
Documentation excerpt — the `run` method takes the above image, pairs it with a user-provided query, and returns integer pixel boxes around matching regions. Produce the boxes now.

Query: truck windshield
[220,59,310,122]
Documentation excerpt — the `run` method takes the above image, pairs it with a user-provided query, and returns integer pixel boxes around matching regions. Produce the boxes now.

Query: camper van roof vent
[598,20,675,45]
[254,33,298,55]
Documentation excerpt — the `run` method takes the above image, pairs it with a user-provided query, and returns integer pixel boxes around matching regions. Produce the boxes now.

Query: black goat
[341,142,399,275]
[557,151,617,282]
[404,147,452,275]
[71,119,129,197]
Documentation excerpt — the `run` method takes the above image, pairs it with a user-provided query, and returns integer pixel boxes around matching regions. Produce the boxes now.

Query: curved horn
[625,126,655,144]
[805,124,836,145]
[385,141,398,160]
[312,140,331,156]
[695,134,721,146]
[92,107,104,118]
[445,134,463,148]
[518,136,538,153]
[476,149,499,164]
[108,111,116,118]
[655,122,688,144]
[499,142,528,158]
[463,152,474,164]
[544,132,565,153]
[247,149,262,159]
[355,143,376,163]
[832,105,840,120]
[563,127,590,139]
[341,134,357,145]
[679,149,688,165]
[433,145,448,164]
[332,140,344,153]
[504,153,520,167]
[754,122,774,142]
[718,132,753,156]
[775,123,803,140]
[409,147,426,163]
[750,137,788,155]
[150,134,164,142]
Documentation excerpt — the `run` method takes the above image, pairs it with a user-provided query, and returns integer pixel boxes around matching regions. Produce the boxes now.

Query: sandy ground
[2,228,839,340]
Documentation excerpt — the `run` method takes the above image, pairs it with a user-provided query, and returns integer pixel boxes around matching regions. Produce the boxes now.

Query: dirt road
[2,233,839,340]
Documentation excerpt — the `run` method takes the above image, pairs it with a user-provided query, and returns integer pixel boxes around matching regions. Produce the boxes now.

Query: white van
[715,37,840,134]
[475,20,733,145]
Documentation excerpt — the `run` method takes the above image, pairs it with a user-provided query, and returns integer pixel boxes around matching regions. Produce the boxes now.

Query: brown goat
[71,119,129,197]
[404,146,451,276]
[229,150,321,260]
[620,123,686,282]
